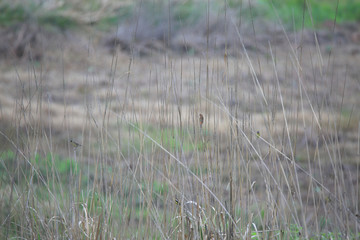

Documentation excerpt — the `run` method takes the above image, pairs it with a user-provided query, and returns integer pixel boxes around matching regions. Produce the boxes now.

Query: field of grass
[0,0,360,239]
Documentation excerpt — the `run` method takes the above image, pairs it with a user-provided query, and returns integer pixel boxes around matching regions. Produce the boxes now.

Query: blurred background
[0,0,359,239]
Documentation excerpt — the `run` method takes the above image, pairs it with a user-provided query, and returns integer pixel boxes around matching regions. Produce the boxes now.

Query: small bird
[256,131,260,138]
[70,139,81,149]
[199,113,204,128]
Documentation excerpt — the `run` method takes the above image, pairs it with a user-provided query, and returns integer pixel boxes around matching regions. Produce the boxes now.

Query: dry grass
[1,1,360,239]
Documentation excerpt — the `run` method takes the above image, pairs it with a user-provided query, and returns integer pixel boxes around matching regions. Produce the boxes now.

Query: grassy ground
[0,0,360,239]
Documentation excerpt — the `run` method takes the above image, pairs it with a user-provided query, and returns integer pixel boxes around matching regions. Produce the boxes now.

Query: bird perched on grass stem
[256,131,260,138]
[199,113,204,128]
[70,139,81,149]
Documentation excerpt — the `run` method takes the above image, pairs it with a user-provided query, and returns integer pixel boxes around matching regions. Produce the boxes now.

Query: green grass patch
[0,2,78,30]
[0,150,81,186]
[38,11,78,30]
[1,0,358,32]
[95,5,134,31]
[173,0,207,25]
[127,122,206,154]
[152,180,168,196]
[0,4,28,27]
[259,0,360,29]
